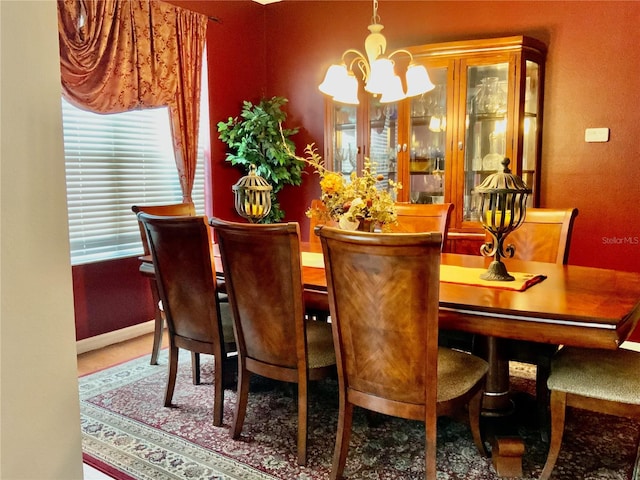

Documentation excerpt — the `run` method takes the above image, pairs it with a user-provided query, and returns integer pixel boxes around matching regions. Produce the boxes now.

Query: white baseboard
[76,320,156,355]
[622,340,640,352]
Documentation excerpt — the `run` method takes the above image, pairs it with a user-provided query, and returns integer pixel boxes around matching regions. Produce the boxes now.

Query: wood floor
[77,331,168,377]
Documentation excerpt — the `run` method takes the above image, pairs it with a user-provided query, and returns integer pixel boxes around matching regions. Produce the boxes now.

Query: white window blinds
[61,99,207,265]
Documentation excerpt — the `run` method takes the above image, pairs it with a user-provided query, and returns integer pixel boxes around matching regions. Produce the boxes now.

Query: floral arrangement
[300,145,401,232]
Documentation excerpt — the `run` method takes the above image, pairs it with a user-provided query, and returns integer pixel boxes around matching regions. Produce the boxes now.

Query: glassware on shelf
[482,129,505,172]
[474,77,503,115]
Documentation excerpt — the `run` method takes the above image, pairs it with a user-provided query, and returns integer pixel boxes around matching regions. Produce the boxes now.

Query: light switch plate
[585,128,610,142]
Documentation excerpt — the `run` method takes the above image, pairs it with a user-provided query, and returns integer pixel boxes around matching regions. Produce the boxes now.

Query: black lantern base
[480,260,515,282]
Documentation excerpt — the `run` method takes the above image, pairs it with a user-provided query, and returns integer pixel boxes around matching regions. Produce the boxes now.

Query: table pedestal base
[491,436,525,477]
[477,336,514,416]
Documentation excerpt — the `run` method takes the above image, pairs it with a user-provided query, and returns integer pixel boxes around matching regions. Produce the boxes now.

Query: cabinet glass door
[522,60,540,205]
[330,103,358,177]
[409,67,447,204]
[368,98,399,192]
[464,63,509,221]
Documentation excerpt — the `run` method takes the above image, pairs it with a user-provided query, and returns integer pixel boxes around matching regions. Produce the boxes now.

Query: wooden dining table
[200,243,640,477]
[297,249,640,350]
[177,243,640,398]
[212,243,640,403]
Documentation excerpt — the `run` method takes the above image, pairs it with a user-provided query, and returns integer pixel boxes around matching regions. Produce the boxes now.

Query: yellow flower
[319,172,343,195]
[299,144,401,231]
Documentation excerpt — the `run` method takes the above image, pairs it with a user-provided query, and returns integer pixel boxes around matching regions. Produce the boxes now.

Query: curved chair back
[131,202,196,365]
[132,202,196,256]
[137,213,234,426]
[212,220,306,369]
[390,203,454,242]
[139,214,221,344]
[209,217,336,465]
[318,227,442,410]
[317,226,488,478]
[500,207,578,264]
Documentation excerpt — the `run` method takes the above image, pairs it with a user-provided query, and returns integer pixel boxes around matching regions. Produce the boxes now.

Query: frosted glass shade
[406,64,435,97]
[319,64,359,104]
[365,58,396,94]
[379,74,405,103]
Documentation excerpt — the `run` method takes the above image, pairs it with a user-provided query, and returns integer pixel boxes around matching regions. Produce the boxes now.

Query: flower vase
[358,219,375,232]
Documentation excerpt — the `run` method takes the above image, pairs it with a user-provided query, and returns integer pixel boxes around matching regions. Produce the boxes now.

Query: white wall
[0,1,84,478]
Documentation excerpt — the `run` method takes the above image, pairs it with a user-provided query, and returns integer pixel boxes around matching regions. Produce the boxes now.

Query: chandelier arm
[387,49,415,62]
[342,49,370,79]
[342,49,367,65]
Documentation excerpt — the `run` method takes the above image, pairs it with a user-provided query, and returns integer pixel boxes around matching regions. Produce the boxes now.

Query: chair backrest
[389,203,454,241]
[503,207,578,264]
[309,201,453,246]
[317,226,442,412]
[132,202,196,256]
[308,199,337,245]
[209,217,306,370]
[137,213,224,347]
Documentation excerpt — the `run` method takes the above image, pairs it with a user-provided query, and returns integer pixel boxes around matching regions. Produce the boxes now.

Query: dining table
[295,247,640,350]
[197,243,640,477]
[210,243,640,404]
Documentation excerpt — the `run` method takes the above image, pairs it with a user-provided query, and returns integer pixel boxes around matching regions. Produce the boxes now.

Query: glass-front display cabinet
[325,97,400,191]
[324,36,546,253]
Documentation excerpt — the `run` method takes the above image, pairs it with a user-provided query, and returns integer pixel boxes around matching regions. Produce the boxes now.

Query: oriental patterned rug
[80,351,639,480]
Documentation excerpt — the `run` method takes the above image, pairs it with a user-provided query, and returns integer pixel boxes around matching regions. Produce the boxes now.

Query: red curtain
[168,9,207,203]
[58,0,207,201]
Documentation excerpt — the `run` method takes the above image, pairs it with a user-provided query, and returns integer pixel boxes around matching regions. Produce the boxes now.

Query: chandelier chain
[372,0,380,25]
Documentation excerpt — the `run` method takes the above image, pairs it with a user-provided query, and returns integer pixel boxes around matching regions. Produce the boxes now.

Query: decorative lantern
[475,158,531,281]
[232,164,272,223]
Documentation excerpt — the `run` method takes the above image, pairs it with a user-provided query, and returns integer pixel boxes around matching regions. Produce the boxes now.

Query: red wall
[73,257,154,339]
[75,1,640,342]
[262,1,640,274]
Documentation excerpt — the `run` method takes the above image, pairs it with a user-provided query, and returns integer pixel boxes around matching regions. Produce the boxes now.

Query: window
[62,64,209,265]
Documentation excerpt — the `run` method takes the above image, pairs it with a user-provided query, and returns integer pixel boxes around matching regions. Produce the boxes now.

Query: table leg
[476,336,515,416]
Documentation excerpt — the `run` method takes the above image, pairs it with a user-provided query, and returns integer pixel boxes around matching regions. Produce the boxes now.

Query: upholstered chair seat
[305,320,338,368]
[547,347,640,402]
[540,346,640,479]
[437,347,490,402]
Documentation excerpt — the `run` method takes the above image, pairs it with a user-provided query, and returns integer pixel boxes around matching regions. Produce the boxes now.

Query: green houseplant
[217,96,305,223]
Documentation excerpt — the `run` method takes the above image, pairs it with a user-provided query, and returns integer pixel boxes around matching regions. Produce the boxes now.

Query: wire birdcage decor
[232,164,272,223]
[475,158,531,281]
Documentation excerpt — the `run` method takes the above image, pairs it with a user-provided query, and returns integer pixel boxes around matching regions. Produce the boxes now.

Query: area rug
[80,351,639,480]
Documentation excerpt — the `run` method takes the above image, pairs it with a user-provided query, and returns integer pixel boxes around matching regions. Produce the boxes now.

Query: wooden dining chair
[316,226,489,479]
[539,346,640,479]
[475,207,579,438]
[209,217,336,466]
[131,202,196,366]
[389,202,454,241]
[136,213,236,427]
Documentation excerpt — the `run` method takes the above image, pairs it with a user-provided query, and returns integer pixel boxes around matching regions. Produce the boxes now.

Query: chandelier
[318,0,434,105]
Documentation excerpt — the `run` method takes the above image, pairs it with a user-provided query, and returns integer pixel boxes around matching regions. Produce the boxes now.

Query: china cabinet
[324,36,546,253]
[324,96,401,192]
